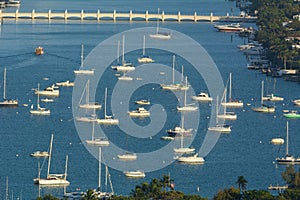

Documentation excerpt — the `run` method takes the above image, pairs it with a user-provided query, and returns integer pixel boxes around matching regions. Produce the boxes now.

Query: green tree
[213,187,241,200]
[236,176,248,192]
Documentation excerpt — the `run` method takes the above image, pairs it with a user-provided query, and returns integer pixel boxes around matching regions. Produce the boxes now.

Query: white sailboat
[177,76,198,112]
[262,79,284,101]
[0,67,18,107]
[97,88,119,125]
[137,35,154,63]
[167,114,193,137]
[177,153,205,164]
[78,80,102,110]
[276,121,300,164]
[149,8,171,40]
[117,133,137,161]
[111,36,135,72]
[208,96,231,133]
[86,120,110,146]
[161,56,189,91]
[74,44,94,75]
[34,134,70,186]
[30,83,51,115]
[252,80,275,113]
[173,133,195,154]
[221,72,243,108]
[217,88,237,120]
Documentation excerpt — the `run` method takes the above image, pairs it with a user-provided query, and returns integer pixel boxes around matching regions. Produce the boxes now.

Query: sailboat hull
[34,178,70,186]
[0,100,18,107]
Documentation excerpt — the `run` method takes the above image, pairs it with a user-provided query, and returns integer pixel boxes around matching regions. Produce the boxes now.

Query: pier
[0,10,257,22]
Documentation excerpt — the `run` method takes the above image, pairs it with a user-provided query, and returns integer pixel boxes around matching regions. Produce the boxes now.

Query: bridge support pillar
[97,10,100,21]
[129,10,132,22]
[113,10,116,22]
[15,9,18,21]
[178,11,181,22]
[161,11,164,22]
[210,12,213,22]
[64,9,68,21]
[145,10,148,22]
[48,10,51,20]
[194,12,197,22]
[81,9,84,21]
[31,9,35,20]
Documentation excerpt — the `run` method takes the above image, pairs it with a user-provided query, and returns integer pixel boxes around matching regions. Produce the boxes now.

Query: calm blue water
[0,0,300,199]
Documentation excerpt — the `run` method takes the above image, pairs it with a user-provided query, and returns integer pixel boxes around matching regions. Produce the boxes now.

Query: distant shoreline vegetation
[249,0,300,70]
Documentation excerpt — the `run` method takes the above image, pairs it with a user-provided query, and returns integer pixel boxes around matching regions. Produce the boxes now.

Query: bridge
[0,10,257,23]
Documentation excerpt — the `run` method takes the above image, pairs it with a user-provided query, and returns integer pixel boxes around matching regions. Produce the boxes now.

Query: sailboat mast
[86,80,90,105]
[92,120,95,141]
[216,96,219,124]
[122,35,125,64]
[64,155,68,180]
[223,88,227,114]
[117,40,120,64]
[81,44,84,68]
[286,121,289,156]
[184,76,187,106]
[181,65,184,83]
[261,80,264,105]
[47,134,54,177]
[156,8,160,33]
[98,147,102,190]
[37,83,40,109]
[104,88,107,117]
[3,67,6,100]
[172,55,175,84]
[229,73,232,100]
[142,35,146,56]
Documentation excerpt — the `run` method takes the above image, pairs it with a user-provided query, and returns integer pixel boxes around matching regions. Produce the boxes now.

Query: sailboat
[30,83,51,115]
[78,80,102,110]
[177,153,205,164]
[74,44,94,75]
[217,88,237,120]
[149,8,171,40]
[262,79,284,101]
[86,120,110,146]
[276,121,300,164]
[34,134,70,186]
[137,35,154,63]
[167,114,193,137]
[97,88,119,125]
[160,56,189,91]
[208,96,231,133]
[117,133,137,161]
[173,132,195,154]
[177,76,198,112]
[111,35,135,72]
[252,80,275,113]
[0,67,18,107]
[221,72,243,108]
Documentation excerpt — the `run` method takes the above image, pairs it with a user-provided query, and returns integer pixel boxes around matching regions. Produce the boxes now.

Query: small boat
[55,80,74,87]
[293,99,300,106]
[30,84,51,115]
[41,98,54,103]
[262,94,284,101]
[268,184,288,191]
[138,35,154,63]
[35,84,59,97]
[128,107,150,117]
[177,153,205,164]
[117,152,137,161]
[118,75,133,81]
[252,81,275,113]
[276,121,300,164]
[167,115,192,137]
[35,46,44,55]
[135,99,150,105]
[86,120,110,146]
[177,77,198,112]
[30,151,50,158]
[270,138,284,145]
[161,136,174,140]
[192,92,213,102]
[0,68,18,107]
[283,110,300,119]
[124,170,145,178]
[97,88,119,125]
[173,134,195,154]
[149,8,171,40]
[221,73,243,108]
[74,44,94,75]
[78,80,101,110]
[214,23,244,32]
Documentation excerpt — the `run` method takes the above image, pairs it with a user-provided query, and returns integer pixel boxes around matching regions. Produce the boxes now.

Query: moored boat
[35,46,44,55]
[283,110,300,119]
[128,107,150,117]
[124,170,145,178]
[192,92,213,102]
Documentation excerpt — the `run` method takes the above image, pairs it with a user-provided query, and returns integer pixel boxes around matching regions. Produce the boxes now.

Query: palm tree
[236,176,248,192]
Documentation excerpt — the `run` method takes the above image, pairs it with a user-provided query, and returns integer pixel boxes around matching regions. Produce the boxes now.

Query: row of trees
[250,0,300,69]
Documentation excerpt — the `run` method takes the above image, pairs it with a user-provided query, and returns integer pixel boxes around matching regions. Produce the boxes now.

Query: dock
[0,10,257,22]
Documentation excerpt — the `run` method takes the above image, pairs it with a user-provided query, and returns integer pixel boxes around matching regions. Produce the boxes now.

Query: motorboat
[74,44,94,75]
[177,153,205,164]
[293,99,300,106]
[270,138,284,145]
[124,170,145,178]
[128,107,150,117]
[35,84,59,97]
[41,98,54,103]
[137,35,154,63]
[5,0,20,7]
[192,92,213,102]
[135,99,150,105]
[283,110,300,119]
[214,23,244,32]
[217,111,237,120]
[276,121,300,164]
[262,94,284,101]
[55,80,74,87]
[0,68,18,107]
[30,151,50,158]
[167,115,193,137]
[161,136,174,140]
[35,46,44,55]
[117,152,137,161]
[118,75,133,81]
